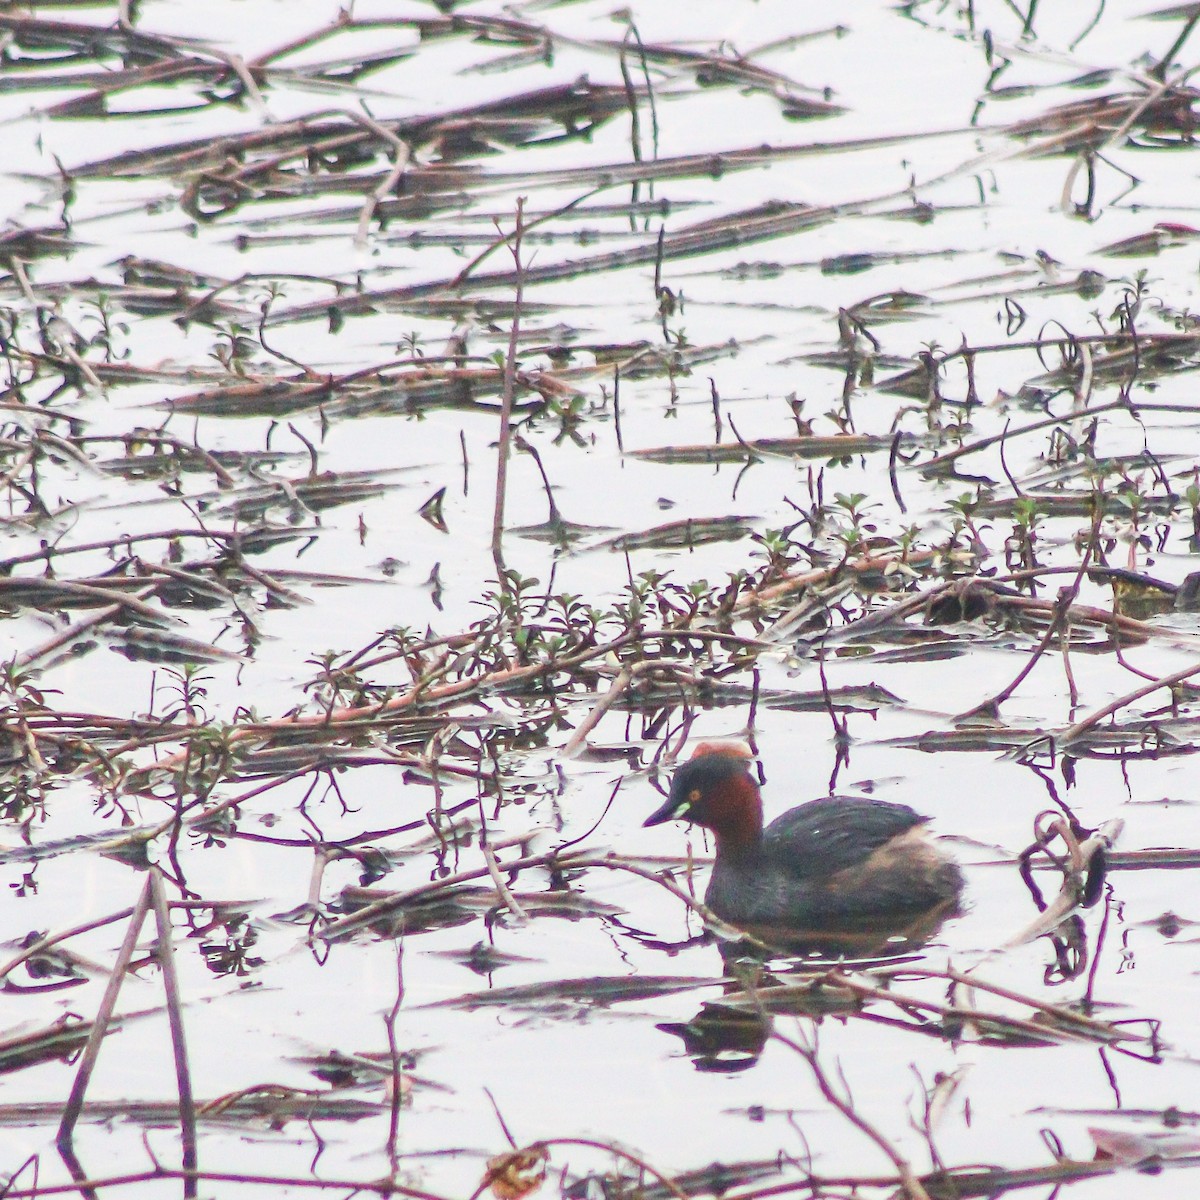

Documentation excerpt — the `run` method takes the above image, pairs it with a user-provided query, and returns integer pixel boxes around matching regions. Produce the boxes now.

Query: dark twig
[150,867,197,1193]
[887,430,907,513]
[491,197,526,573]
[952,529,1098,723]
[770,1024,932,1200]
[612,364,625,455]
[384,942,405,1172]
[1058,657,1200,749]
[58,876,153,1149]
[1152,9,1200,79]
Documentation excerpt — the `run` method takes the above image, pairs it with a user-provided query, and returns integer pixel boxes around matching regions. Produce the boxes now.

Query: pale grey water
[1,1,1200,1196]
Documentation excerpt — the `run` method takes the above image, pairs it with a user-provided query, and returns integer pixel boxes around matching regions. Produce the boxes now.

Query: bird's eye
[687,787,702,806]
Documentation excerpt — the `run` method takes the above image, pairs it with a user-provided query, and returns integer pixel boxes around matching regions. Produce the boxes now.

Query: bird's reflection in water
[658,898,960,1072]
[658,867,1111,1072]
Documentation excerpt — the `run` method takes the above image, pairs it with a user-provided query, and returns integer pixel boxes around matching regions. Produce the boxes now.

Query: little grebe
[644,742,963,930]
